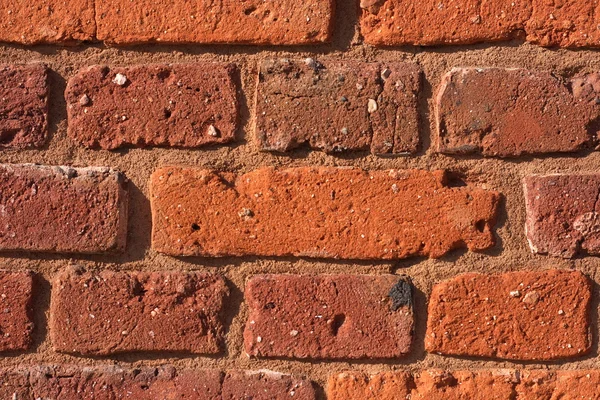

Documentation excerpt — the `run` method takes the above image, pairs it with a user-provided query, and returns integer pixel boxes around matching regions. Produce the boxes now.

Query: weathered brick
[0,64,48,148]
[517,370,600,399]
[66,63,238,150]
[0,0,95,44]
[524,174,600,258]
[222,370,316,399]
[50,268,228,355]
[150,167,499,259]
[360,0,600,48]
[95,0,334,45]
[0,271,33,351]
[0,164,128,254]
[425,270,591,361]
[435,68,595,157]
[244,274,413,359]
[327,371,412,400]
[256,59,420,154]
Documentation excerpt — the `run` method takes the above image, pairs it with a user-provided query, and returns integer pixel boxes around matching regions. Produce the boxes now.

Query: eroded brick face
[66,63,238,149]
[0,164,128,254]
[255,59,421,154]
[150,167,500,259]
[425,270,592,361]
[244,274,413,359]
[0,271,33,351]
[50,268,229,355]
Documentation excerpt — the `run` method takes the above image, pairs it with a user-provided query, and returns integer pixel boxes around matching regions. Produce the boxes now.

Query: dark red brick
[256,59,421,154]
[95,0,334,45]
[524,174,600,258]
[0,64,48,149]
[50,268,228,355]
[0,164,128,254]
[66,63,238,150]
[223,370,316,399]
[0,271,33,351]
[150,167,500,259]
[435,68,595,157]
[425,270,592,361]
[0,0,95,44]
[244,274,413,359]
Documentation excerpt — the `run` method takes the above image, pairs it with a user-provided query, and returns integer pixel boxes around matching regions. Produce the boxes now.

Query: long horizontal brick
[244,274,413,359]
[435,68,596,157]
[0,0,95,44]
[425,270,592,361]
[150,167,500,259]
[0,164,128,254]
[517,370,600,399]
[524,174,600,258]
[0,64,48,149]
[66,63,238,149]
[360,0,600,48]
[256,59,421,154]
[50,268,228,355]
[0,271,33,351]
[0,366,314,399]
[95,0,334,45]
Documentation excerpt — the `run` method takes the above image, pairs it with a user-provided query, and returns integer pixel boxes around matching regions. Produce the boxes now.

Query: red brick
[435,68,595,157]
[95,0,334,45]
[327,371,412,400]
[150,167,500,259]
[50,268,228,355]
[0,271,33,351]
[425,270,592,361]
[222,370,316,399]
[0,0,95,44]
[517,370,600,399]
[360,0,600,48]
[524,174,600,258]
[0,64,48,149]
[244,274,413,359]
[0,164,128,254]
[256,59,421,154]
[66,63,238,150]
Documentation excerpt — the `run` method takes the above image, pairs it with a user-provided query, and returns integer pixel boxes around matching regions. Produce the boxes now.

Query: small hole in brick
[191,223,200,231]
[244,6,256,15]
[475,220,486,233]
[331,314,346,336]
[163,109,172,119]
[264,302,276,310]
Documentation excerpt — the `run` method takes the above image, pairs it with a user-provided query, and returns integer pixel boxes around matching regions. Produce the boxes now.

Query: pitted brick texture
[66,63,238,149]
[255,59,421,154]
[150,167,500,259]
[0,164,128,254]
[0,271,33,351]
[244,274,413,359]
[425,270,592,361]
[50,268,229,355]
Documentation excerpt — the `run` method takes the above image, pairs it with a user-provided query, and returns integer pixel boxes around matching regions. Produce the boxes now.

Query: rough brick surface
[222,370,316,399]
[0,271,33,351]
[435,68,596,157]
[66,63,238,150]
[0,64,48,149]
[0,0,95,44]
[517,370,600,399]
[255,59,421,154]
[0,164,128,254]
[360,0,600,48]
[524,174,600,258]
[95,0,334,45]
[327,371,412,399]
[425,270,592,361]
[150,167,500,259]
[51,268,228,355]
[244,274,413,359]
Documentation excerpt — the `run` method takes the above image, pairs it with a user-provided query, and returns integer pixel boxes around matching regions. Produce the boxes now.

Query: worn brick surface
[524,174,600,258]
[66,63,238,150]
[0,164,128,254]
[426,270,592,360]
[95,0,334,45]
[360,0,600,48]
[256,59,421,154]
[244,274,413,359]
[435,68,596,157]
[150,167,500,259]
[327,371,412,399]
[411,370,518,399]
[0,64,48,149]
[517,370,600,399]
[222,370,316,399]
[0,0,95,44]
[50,268,228,355]
[0,271,33,351]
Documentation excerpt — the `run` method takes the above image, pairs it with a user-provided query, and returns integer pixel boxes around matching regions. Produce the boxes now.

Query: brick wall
[0,0,600,398]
